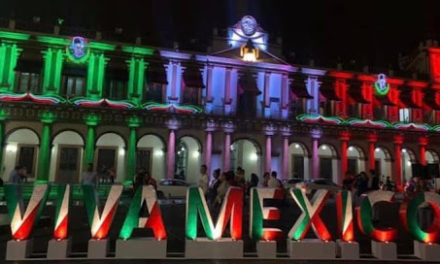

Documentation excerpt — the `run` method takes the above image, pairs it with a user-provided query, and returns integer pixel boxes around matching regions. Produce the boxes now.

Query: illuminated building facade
[0,16,440,187]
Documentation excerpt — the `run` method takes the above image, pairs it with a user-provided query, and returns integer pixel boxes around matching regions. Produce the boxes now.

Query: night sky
[2,0,440,73]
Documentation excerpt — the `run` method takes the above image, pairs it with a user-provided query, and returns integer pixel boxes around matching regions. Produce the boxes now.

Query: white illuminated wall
[179,136,201,184]
[137,135,165,182]
[49,131,84,182]
[3,129,39,181]
[96,133,126,182]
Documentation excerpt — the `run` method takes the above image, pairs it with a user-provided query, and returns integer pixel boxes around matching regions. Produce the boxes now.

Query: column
[224,67,232,104]
[339,131,350,184]
[37,111,56,181]
[264,124,275,173]
[0,41,23,92]
[205,65,213,102]
[394,135,404,187]
[222,121,234,171]
[83,114,99,166]
[86,52,108,99]
[0,109,7,166]
[281,126,292,180]
[204,120,216,179]
[281,73,289,119]
[42,47,64,95]
[166,119,179,180]
[169,62,178,101]
[367,133,378,171]
[419,136,428,166]
[126,116,141,180]
[127,57,146,105]
[310,129,322,180]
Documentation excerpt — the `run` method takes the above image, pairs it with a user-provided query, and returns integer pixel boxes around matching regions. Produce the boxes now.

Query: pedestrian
[247,173,259,194]
[342,172,354,190]
[370,170,380,190]
[268,171,281,188]
[133,168,146,192]
[145,171,157,190]
[8,165,26,184]
[215,172,230,207]
[108,167,116,184]
[208,168,221,204]
[198,164,209,195]
[81,163,97,188]
[262,172,270,187]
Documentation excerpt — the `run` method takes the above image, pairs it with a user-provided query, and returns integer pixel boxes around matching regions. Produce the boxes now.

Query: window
[320,158,332,180]
[175,142,188,180]
[16,145,37,178]
[399,108,410,123]
[106,80,126,100]
[374,106,386,120]
[292,155,304,179]
[56,146,80,183]
[145,83,164,102]
[136,149,152,176]
[62,76,85,97]
[182,86,201,105]
[15,72,40,93]
[96,148,116,174]
[348,158,358,174]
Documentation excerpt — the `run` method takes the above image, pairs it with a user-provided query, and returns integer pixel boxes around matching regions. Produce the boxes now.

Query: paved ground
[0,195,428,261]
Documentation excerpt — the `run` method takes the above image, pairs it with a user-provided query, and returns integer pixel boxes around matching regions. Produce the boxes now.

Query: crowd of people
[200,165,283,207]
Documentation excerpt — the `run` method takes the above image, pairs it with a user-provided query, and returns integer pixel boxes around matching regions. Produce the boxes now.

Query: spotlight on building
[250,152,258,161]
[154,150,164,157]
[402,148,407,153]
[348,146,354,151]
[375,148,380,152]
[192,151,200,159]
[321,145,327,150]
[294,144,300,149]
[118,148,125,156]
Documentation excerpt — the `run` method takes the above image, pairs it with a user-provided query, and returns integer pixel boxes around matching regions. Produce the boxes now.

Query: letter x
[288,188,331,241]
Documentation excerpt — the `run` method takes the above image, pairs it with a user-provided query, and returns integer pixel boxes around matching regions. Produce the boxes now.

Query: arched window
[175,141,188,180]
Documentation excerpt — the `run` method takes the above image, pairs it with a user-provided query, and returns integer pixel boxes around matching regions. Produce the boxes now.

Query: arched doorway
[230,139,261,180]
[4,128,39,180]
[175,136,201,184]
[289,142,309,179]
[402,148,416,183]
[137,134,165,181]
[318,144,337,182]
[96,133,126,183]
[347,145,366,175]
[375,147,392,180]
[426,150,439,164]
[50,131,84,183]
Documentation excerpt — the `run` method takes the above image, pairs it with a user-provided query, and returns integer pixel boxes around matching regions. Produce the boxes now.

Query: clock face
[240,15,257,36]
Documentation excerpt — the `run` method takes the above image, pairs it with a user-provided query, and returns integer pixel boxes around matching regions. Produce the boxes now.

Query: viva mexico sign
[4,183,440,259]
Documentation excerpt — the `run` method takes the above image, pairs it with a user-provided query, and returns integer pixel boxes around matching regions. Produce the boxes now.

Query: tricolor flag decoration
[119,185,167,240]
[336,190,354,242]
[186,186,243,240]
[249,188,284,241]
[356,190,397,242]
[53,184,71,240]
[400,192,440,243]
[288,189,331,241]
[82,184,123,240]
[4,184,49,240]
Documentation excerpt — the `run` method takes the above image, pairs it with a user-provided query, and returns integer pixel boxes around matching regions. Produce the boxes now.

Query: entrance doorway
[56,146,80,183]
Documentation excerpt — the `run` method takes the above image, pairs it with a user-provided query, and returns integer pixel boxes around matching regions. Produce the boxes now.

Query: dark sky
[2,0,440,72]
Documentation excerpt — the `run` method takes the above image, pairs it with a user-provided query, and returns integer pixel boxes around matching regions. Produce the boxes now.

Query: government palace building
[0,15,439,187]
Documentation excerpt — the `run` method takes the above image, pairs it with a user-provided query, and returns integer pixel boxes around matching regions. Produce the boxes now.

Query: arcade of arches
[1,125,439,187]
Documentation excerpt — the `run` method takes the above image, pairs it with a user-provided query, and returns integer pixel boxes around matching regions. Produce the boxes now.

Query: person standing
[8,165,26,184]
[198,165,209,195]
[81,163,97,188]
[268,171,281,188]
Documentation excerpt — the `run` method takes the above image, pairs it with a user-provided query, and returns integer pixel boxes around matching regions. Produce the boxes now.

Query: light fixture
[240,39,259,62]
[375,148,380,152]
[402,148,407,153]
[321,145,327,150]
[407,161,411,166]
[295,144,299,149]
[192,151,200,159]
[250,152,258,161]
[230,145,235,151]
[154,150,164,157]
[6,144,17,153]
[118,148,125,156]
[348,146,354,151]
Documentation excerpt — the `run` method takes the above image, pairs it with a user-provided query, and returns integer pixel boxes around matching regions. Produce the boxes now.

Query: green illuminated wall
[127,58,146,105]
[83,114,99,165]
